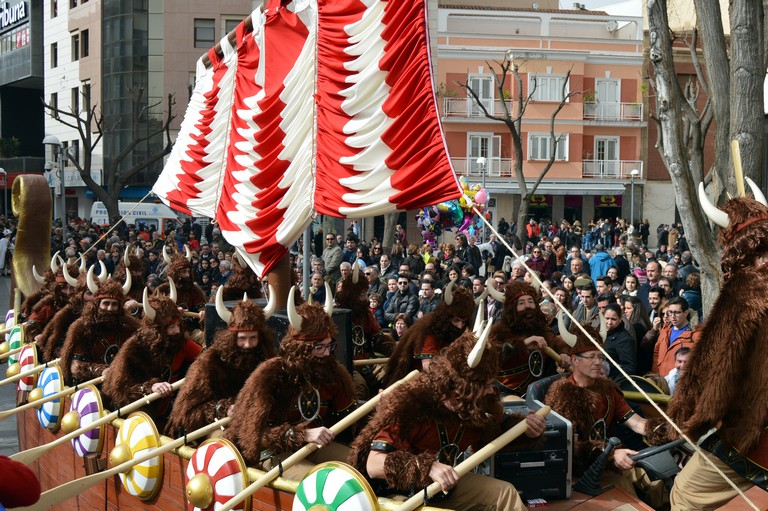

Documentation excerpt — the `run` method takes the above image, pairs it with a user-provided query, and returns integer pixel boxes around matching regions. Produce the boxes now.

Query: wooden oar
[352,357,389,367]
[218,369,421,511]
[0,343,26,361]
[14,417,230,510]
[543,346,562,364]
[0,321,26,335]
[10,378,186,465]
[396,406,551,511]
[623,391,670,404]
[0,358,59,387]
[0,376,104,421]
[183,311,201,318]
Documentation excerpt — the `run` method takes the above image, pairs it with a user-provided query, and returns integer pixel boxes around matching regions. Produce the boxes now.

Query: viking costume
[37,263,91,362]
[165,294,276,438]
[334,264,395,398]
[349,325,537,510]
[102,292,202,427]
[20,264,56,320]
[545,322,667,503]
[489,281,565,396]
[668,186,768,508]
[224,301,356,477]
[112,251,146,302]
[156,250,206,339]
[58,278,140,385]
[383,282,473,388]
[24,261,72,340]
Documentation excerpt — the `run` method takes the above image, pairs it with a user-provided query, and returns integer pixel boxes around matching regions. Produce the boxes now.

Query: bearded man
[666,183,768,509]
[224,295,356,478]
[25,259,74,340]
[112,249,146,305]
[165,287,277,438]
[59,276,139,385]
[349,323,546,510]
[37,263,96,362]
[488,280,569,396]
[156,247,207,337]
[334,264,394,399]
[102,291,202,427]
[383,282,474,387]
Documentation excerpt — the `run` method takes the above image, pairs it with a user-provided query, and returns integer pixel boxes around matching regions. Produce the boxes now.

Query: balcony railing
[442,98,514,118]
[452,158,514,177]
[582,160,643,179]
[583,101,643,122]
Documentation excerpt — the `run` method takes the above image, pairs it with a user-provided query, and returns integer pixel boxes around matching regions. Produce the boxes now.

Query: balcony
[443,97,514,118]
[582,160,643,179]
[451,158,514,177]
[583,101,643,122]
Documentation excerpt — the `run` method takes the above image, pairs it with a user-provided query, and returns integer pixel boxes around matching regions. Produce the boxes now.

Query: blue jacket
[589,251,615,281]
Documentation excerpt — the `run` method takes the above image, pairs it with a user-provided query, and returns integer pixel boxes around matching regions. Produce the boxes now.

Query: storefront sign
[594,194,622,207]
[0,1,27,33]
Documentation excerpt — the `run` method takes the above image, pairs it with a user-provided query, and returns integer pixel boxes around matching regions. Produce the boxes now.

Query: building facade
[43,0,255,221]
[436,2,646,231]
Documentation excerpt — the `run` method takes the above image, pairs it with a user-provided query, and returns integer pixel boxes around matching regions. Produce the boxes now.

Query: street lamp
[43,135,66,230]
[477,156,487,242]
[0,168,6,224]
[630,168,640,227]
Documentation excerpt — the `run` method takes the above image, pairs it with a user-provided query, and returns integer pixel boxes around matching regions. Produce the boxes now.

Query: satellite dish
[532,2,539,8]
[605,20,619,33]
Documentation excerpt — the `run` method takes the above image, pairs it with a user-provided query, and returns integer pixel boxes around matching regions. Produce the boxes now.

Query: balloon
[475,189,488,205]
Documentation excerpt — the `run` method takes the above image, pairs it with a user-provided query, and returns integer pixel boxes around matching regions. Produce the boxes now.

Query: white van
[89,201,183,233]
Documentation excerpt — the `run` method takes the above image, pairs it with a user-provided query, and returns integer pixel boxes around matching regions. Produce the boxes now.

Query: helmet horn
[352,261,360,284]
[50,251,61,273]
[79,256,87,273]
[162,245,172,264]
[215,285,232,325]
[86,266,99,294]
[444,280,456,306]
[167,277,178,304]
[122,270,131,295]
[324,282,334,317]
[287,286,303,332]
[184,244,192,261]
[486,277,506,302]
[746,177,768,206]
[97,261,107,283]
[698,182,729,228]
[62,263,78,287]
[599,312,607,341]
[32,265,45,284]
[468,317,494,369]
[557,310,577,347]
[142,288,156,321]
[263,285,277,319]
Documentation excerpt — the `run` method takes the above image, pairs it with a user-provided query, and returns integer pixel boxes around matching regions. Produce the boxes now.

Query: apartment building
[436,1,646,226]
[43,0,254,221]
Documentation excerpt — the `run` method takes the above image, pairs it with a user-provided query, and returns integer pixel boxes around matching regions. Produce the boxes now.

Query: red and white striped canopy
[153,0,460,277]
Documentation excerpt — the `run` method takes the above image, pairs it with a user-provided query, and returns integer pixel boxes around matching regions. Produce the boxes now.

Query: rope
[76,192,154,261]
[469,198,758,510]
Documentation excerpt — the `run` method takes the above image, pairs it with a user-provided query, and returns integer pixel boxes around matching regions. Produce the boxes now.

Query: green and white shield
[293,462,378,511]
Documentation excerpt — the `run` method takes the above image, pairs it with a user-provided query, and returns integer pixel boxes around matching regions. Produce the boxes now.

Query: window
[70,140,80,166]
[82,81,91,110]
[71,33,79,61]
[51,0,57,18]
[529,74,568,102]
[80,29,89,57]
[50,92,59,119]
[529,134,568,161]
[224,19,240,35]
[71,87,80,114]
[194,18,215,48]
[50,42,58,68]
[70,0,77,8]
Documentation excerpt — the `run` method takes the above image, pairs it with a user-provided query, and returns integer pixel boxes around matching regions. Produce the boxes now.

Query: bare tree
[42,87,176,222]
[462,55,577,247]
[647,0,765,312]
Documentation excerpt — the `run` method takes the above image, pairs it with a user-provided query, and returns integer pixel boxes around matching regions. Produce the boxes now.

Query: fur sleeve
[58,319,82,385]
[165,351,222,436]
[101,338,154,408]
[382,450,435,490]
[38,307,71,362]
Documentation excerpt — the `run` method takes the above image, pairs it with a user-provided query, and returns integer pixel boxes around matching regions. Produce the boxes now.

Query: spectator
[321,232,343,284]
[681,273,703,324]
[652,297,700,376]
[384,275,419,324]
[391,312,412,342]
[418,278,441,319]
[369,293,386,329]
[603,303,638,380]
[589,243,615,281]
[664,347,690,395]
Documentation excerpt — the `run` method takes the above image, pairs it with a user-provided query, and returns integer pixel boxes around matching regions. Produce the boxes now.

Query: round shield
[292,462,378,511]
[70,385,105,457]
[528,350,544,378]
[7,326,22,365]
[17,345,39,392]
[36,365,63,432]
[115,411,163,501]
[5,309,14,340]
[186,438,249,511]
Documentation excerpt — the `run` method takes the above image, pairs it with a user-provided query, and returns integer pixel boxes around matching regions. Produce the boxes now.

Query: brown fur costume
[349,331,536,491]
[24,265,77,338]
[20,268,56,317]
[112,254,146,300]
[670,197,768,455]
[37,266,90,362]
[224,303,356,466]
[210,258,263,301]
[383,285,475,387]
[102,294,200,425]
[58,280,140,384]
[165,300,277,437]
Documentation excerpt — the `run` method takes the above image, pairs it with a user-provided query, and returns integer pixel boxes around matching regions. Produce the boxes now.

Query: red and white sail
[153,0,460,277]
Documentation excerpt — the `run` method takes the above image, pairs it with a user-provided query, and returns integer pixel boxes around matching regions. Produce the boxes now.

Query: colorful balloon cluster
[416,177,490,245]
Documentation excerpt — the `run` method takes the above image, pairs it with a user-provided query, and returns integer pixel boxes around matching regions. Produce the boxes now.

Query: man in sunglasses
[321,232,343,285]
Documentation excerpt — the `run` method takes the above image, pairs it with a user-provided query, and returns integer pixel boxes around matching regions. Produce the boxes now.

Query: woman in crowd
[392,312,412,342]
[681,272,703,325]
[620,274,640,297]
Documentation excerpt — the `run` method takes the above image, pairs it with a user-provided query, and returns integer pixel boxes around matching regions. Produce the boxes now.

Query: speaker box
[204,301,353,372]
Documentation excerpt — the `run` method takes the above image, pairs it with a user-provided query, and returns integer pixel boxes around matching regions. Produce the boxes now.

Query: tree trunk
[648,0,722,314]
[381,212,399,255]
[516,197,530,251]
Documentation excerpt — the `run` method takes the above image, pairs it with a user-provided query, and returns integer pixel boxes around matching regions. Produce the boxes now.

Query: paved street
[0,276,19,455]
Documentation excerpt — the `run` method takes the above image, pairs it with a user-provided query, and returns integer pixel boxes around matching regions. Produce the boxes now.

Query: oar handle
[0,358,59,387]
[396,406,551,511]
[183,311,201,318]
[10,378,185,465]
[543,346,562,364]
[352,357,389,367]
[0,322,26,335]
[20,417,230,510]
[217,370,421,511]
[0,376,104,421]
[0,344,26,360]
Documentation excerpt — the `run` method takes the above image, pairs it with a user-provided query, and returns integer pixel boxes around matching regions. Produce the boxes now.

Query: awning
[486,179,629,195]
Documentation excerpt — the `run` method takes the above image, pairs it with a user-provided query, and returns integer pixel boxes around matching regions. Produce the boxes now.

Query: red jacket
[653,324,701,376]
